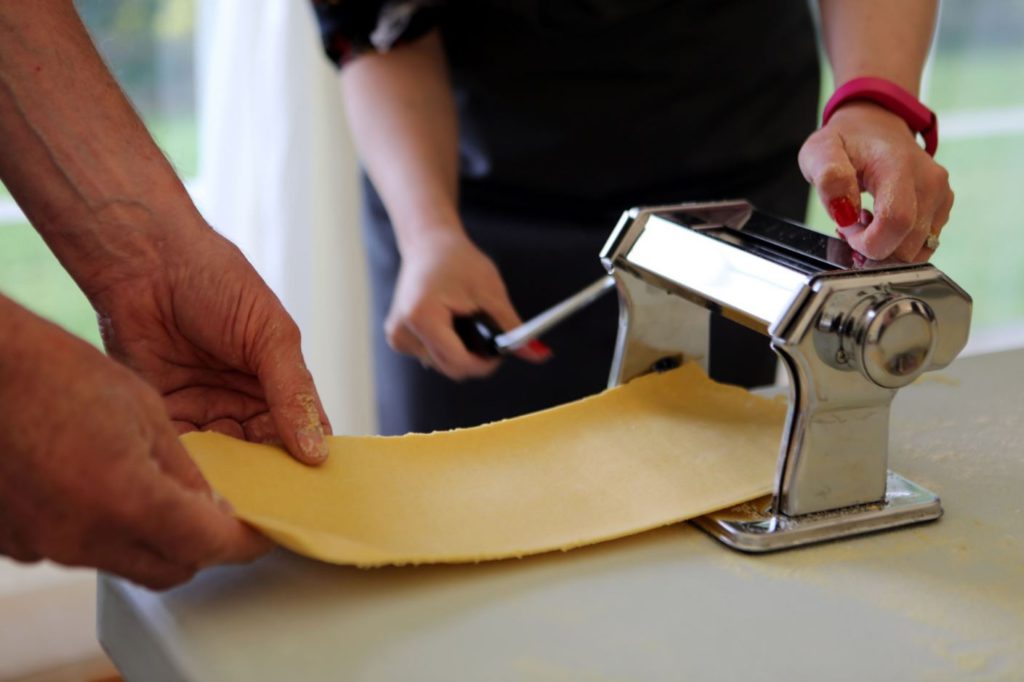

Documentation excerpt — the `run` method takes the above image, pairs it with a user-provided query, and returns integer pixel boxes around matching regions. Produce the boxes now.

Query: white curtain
[194,0,375,435]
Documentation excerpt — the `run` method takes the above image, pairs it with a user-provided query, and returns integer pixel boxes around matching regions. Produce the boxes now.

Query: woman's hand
[799,101,953,262]
[0,299,270,589]
[88,227,332,465]
[385,230,550,380]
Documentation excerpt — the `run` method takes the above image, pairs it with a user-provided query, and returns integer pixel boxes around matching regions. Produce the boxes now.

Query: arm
[799,0,952,262]
[341,31,549,379]
[0,0,329,462]
[0,295,269,588]
[821,0,936,92]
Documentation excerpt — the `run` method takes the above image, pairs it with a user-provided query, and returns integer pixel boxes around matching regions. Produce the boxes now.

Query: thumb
[799,129,862,228]
[255,323,332,466]
[151,424,213,497]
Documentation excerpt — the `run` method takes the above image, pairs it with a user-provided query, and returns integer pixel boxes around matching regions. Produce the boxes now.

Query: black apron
[362,0,820,434]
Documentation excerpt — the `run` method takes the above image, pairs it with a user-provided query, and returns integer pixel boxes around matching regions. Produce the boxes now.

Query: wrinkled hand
[0,304,270,589]
[799,101,954,262]
[90,227,331,464]
[386,230,550,380]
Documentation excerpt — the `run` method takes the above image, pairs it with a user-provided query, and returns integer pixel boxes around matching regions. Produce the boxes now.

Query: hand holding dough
[184,365,785,566]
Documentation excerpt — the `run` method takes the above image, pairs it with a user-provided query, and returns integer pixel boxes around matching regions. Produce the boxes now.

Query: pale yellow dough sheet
[184,364,785,567]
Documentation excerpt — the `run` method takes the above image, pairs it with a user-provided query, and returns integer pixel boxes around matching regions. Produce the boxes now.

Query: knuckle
[383,323,403,350]
[187,538,228,568]
[429,347,454,371]
[940,190,955,220]
[281,320,302,345]
[889,146,913,165]
[266,317,302,348]
[923,165,950,195]
[818,162,852,188]
[169,540,210,569]
[893,240,920,263]
[0,507,43,563]
[103,484,157,530]
[30,519,85,566]
[804,127,831,148]
[861,245,890,261]
[433,354,473,381]
[165,509,230,566]
[454,358,498,381]
[799,130,836,162]
[405,302,439,329]
[6,548,42,564]
[140,566,196,591]
[479,307,514,332]
[446,368,470,382]
[478,260,502,283]
[797,137,815,164]
[405,312,428,332]
[0,530,43,563]
[876,206,915,233]
[476,362,500,379]
[852,235,889,261]
[383,310,404,334]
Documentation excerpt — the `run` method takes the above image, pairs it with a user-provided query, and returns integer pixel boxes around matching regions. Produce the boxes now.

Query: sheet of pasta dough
[184,364,785,567]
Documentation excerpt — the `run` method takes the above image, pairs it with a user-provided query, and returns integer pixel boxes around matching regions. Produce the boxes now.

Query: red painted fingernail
[859,208,873,225]
[527,339,553,357]
[828,197,858,227]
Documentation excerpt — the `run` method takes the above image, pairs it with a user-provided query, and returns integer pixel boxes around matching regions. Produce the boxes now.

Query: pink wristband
[822,76,938,156]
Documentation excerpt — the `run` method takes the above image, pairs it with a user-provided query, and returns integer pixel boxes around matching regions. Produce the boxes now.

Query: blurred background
[0,0,374,441]
[2,1,1023,368]
[1,0,198,349]
[1,1,1022,679]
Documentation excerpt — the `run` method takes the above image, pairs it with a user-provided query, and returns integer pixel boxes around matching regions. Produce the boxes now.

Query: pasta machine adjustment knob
[845,295,938,389]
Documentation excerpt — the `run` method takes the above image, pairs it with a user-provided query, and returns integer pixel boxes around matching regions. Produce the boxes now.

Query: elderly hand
[385,229,550,380]
[88,226,332,465]
[798,101,953,262]
[0,298,270,589]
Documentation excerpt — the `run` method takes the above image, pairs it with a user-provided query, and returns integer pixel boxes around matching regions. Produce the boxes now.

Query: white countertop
[98,349,1024,682]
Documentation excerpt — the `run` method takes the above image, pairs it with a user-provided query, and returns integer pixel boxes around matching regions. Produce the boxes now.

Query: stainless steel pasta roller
[600,200,971,552]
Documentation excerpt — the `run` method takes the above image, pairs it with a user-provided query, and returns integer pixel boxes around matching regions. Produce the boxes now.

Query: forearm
[818,0,939,93]
[0,0,206,298]
[340,30,461,256]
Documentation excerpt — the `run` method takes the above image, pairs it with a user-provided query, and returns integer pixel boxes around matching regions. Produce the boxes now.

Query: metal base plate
[693,472,942,553]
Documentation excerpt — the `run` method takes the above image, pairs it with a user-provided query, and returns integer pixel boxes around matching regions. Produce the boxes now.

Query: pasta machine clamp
[600,200,972,552]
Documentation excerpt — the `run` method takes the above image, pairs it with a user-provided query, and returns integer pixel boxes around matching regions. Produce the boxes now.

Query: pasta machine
[600,200,971,551]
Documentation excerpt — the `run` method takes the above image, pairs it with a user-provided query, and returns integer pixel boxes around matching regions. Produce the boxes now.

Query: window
[0,0,197,346]
[928,2,1024,337]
